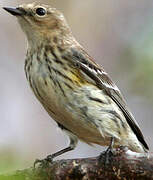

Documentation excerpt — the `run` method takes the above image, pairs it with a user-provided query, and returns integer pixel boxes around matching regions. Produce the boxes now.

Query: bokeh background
[0,0,153,173]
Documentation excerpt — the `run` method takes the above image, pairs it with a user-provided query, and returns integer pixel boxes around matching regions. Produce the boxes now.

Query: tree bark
[0,146,153,180]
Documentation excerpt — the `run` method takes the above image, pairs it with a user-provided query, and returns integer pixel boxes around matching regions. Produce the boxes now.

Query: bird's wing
[65,47,149,150]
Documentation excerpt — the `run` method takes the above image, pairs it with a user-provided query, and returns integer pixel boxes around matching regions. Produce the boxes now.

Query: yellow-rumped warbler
[4,3,149,160]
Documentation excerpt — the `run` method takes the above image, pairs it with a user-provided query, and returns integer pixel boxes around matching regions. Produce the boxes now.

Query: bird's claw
[98,146,114,165]
[98,137,115,165]
[34,155,54,168]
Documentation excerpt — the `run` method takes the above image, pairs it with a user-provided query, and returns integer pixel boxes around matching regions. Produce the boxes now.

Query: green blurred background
[0,0,153,174]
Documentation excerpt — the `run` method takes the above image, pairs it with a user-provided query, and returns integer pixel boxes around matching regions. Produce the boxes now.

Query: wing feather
[66,47,149,150]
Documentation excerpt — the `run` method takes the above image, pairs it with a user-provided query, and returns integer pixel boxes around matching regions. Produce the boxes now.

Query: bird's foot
[98,137,115,165]
[34,154,54,168]
[99,146,114,165]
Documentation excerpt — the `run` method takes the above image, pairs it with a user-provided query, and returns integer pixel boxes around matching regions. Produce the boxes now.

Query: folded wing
[65,47,149,150]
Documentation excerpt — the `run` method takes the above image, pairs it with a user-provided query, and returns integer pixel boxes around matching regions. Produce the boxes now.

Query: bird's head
[3,2,72,46]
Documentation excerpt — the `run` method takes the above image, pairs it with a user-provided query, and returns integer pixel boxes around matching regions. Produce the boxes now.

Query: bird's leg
[34,135,78,168]
[105,137,114,154]
[46,138,77,161]
[99,137,115,165]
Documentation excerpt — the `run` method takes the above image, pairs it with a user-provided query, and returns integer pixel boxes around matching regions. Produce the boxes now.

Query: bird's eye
[36,8,46,16]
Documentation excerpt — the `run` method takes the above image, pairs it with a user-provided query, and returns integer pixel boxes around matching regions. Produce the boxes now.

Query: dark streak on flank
[103,109,124,130]
[64,82,73,90]
[46,64,57,87]
[80,106,88,117]
[47,65,52,73]
[54,58,64,65]
[56,81,66,97]
[61,55,70,62]
[57,46,65,52]
[44,52,52,64]
[44,80,47,86]
[110,110,126,129]
[63,66,68,70]
[88,97,105,104]
[80,106,96,125]
[49,75,57,87]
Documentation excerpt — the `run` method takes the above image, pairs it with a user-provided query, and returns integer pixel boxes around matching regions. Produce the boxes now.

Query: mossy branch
[0,147,153,180]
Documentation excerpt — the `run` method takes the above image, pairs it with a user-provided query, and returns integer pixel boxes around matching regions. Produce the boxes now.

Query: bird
[3,2,149,161]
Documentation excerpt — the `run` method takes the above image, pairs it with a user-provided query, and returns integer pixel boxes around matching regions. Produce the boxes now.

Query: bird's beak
[3,7,25,16]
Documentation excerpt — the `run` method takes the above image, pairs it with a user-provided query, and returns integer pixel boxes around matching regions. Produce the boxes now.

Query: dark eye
[36,8,46,16]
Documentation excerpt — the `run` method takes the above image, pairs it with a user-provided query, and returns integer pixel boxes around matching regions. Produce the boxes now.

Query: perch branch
[0,147,153,180]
